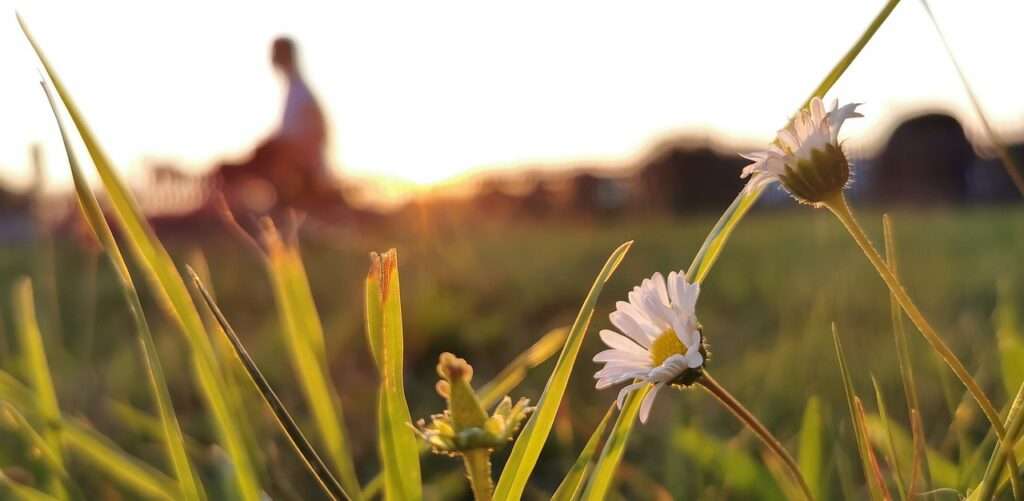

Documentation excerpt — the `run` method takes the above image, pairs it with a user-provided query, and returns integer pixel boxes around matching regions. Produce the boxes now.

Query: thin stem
[463,449,493,501]
[975,381,1024,501]
[699,372,815,501]
[823,195,1019,486]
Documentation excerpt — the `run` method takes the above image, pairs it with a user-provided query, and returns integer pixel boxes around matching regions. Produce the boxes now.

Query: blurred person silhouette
[213,36,331,215]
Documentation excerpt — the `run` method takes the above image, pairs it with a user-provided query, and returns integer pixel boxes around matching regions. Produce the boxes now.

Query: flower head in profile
[594,271,706,423]
[741,97,863,206]
[416,353,532,455]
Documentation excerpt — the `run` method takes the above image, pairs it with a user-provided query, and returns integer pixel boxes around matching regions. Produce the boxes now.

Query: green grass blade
[493,241,632,501]
[872,378,907,501]
[919,0,1024,196]
[263,226,362,499]
[12,279,67,500]
[686,0,902,287]
[63,421,177,500]
[798,396,824,501]
[0,471,61,501]
[864,416,959,489]
[580,385,649,501]
[478,327,569,408]
[190,269,350,501]
[671,425,782,500]
[854,397,893,501]
[365,250,422,501]
[40,81,204,501]
[18,17,261,499]
[882,215,931,495]
[833,324,882,500]
[551,406,615,501]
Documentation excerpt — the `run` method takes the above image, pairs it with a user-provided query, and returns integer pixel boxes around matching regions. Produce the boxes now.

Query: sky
[2,0,1022,202]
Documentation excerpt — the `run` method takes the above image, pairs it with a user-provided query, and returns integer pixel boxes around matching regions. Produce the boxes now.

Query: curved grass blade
[18,16,261,499]
[62,421,178,501]
[551,406,615,501]
[189,269,349,501]
[493,241,632,501]
[12,279,67,500]
[365,250,422,501]
[919,0,1024,196]
[262,225,362,499]
[40,81,204,501]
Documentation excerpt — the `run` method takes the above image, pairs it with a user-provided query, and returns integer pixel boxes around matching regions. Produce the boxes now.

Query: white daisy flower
[593,271,705,423]
[741,97,862,205]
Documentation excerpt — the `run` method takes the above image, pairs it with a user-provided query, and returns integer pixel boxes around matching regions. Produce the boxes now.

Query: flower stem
[463,449,493,501]
[699,372,815,501]
[823,194,1020,493]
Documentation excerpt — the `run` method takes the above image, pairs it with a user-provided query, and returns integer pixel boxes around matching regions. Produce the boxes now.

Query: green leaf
[798,396,824,501]
[40,82,203,501]
[18,17,261,499]
[580,385,648,501]
[365,250,422,501]
[264,227,362,499]
[551,406,614,501]
[493,241,632,501]
[12,279,67,500]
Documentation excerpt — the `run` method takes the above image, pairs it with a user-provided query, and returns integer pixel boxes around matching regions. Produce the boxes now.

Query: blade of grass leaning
[62,420,178,501]
[0,471,61,501]
[12,279,68,500]
[919,0,1024,196]
[882,215,931,496]
[581,3,904,493]
[551,406,615,501]
[799,396,824,501]
[871,378,907,501]
[41,81,204,501]
[190,268,350,501]
[493,241,632,501]
[0,402,70,481]
[833,324,882,501]
[262,224,362,499]
[362,325,570,499]
[579,384,649,501]
[364,250,422,501]
[18,17,261,499]
[0,373,179,499]
[854,397,893,501]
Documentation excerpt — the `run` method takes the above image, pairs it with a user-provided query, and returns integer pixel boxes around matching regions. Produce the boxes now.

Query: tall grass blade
[919,0,1024,196]
[799,396,824,501]
[262,224,362,499]
[365,250,422,501]
[551,406,615,501]
[40,81,204,501]
[0,373,179,499]
[882,215,931,496]
[854,397,893,501]
[493,241,632,501]
[580,384,649,501]
[871,378,907,501]
[12,279,67,500]
[833,324,882,500]
[18,16,261,499]
[190,269,349,501]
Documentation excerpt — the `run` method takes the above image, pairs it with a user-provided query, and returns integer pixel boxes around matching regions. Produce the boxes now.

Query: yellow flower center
[649,329,686,367]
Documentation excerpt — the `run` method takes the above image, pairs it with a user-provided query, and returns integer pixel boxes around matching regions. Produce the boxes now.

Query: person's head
[271,36,297,73]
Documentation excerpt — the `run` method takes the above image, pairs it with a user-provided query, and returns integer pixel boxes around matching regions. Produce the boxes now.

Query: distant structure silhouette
[874,113,974,204]
[212,36,340,217]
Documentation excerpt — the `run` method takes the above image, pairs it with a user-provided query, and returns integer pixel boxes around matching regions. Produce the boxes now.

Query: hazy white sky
[2,0,1022,198]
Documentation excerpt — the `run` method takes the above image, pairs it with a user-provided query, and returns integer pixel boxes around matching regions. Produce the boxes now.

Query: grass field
[2,205,1021,499]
